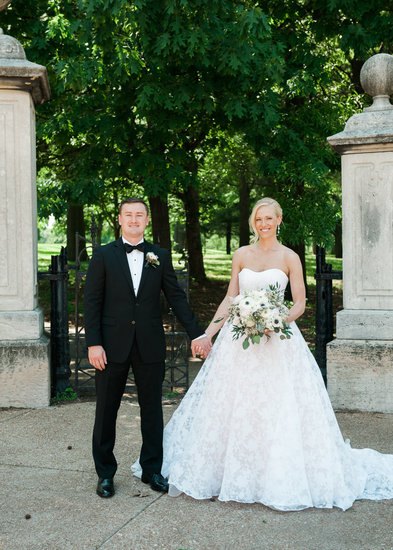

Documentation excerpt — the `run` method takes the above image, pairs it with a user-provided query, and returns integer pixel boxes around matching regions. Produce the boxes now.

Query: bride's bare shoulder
[281,245,298,258]
[231,245,253,270]
[235,244,254,253]
[233,245,254,260]
[281,245,302,270]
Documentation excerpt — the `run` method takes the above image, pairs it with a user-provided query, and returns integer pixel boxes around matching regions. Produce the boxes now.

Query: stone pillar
[0,20,51,407]
[327,54,393,413]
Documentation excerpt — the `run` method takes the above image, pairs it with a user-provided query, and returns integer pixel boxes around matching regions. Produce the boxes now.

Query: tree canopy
[3,0,392,276]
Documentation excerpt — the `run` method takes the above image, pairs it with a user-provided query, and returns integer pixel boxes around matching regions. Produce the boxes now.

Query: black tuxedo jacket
[84,238,204,364]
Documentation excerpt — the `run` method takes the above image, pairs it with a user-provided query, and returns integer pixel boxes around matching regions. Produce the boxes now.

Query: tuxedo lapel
[136,240,153,298]
[113,238,136,297]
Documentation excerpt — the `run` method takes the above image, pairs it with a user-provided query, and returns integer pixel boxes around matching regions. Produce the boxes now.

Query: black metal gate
[69,226,97,394]
[314,246,343,382]
[38,247,71,396]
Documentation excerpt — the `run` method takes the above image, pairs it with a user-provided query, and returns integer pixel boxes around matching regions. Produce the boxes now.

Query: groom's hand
[88,345,107,370]
[191,336,212,359]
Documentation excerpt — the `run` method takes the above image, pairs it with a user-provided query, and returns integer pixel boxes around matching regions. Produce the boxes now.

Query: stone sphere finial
[0,0,12,11]
[0,28,26,59]
[360,53,393,111]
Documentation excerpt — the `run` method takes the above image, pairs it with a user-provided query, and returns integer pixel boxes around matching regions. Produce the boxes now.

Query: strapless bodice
[238,267,289,293]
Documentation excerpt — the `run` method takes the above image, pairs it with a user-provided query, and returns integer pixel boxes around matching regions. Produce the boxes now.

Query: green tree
[5,0,392,279]
[128,0,283,279]
[4,0,142,258]
[4,0,283,277]
[199,132,263,252]
[250,0,393,278]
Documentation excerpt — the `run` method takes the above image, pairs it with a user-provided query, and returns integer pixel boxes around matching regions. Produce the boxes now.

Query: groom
[84,197,211,498]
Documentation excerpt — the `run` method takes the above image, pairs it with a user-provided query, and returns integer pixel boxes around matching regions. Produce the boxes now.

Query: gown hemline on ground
[132,268,393,511]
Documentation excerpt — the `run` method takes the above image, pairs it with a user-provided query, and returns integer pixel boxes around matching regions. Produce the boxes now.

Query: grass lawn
[38,243,66,271]
[37,243,342,348]
[38,243,342,288]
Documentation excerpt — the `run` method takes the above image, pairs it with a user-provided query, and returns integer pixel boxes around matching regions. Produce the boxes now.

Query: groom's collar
[121,237,144,246]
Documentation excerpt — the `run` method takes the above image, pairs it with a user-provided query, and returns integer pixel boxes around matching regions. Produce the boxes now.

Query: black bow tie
[124,242,144,253]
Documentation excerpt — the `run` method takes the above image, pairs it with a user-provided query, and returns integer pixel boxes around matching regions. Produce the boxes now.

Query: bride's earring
[277,225,281,236]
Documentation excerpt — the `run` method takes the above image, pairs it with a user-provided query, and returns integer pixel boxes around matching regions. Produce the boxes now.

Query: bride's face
[255,205,281,239]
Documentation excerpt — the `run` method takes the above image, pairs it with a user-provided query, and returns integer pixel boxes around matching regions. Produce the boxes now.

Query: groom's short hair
[119,197,149,215]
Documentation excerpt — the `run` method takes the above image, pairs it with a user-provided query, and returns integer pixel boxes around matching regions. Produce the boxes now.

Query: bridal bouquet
[228,283,292,349]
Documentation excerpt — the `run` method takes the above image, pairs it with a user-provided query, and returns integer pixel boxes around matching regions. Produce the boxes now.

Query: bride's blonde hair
[249,197,283,243]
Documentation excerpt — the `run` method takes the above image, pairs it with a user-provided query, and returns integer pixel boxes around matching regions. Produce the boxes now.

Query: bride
[133,197,393,511]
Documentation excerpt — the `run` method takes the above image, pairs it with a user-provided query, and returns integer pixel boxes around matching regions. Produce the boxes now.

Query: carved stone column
[327,53,393,413]
[0,12,51,407]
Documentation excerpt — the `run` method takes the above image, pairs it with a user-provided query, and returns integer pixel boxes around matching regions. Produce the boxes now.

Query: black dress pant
[92,341,165,479]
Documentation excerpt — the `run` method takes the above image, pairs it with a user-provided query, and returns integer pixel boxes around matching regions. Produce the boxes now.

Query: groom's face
[119,202,150,243]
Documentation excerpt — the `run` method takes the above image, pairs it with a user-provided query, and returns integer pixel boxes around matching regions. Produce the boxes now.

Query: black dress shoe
[96,477,115,498]
[141,472,169,493]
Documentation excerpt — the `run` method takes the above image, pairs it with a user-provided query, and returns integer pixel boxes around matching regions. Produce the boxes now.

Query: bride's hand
[191,336,212,358]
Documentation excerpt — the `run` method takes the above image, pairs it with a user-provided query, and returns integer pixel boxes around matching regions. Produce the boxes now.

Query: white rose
[262,310,275,329]
[145,252,160,267]
[232,316,242,326]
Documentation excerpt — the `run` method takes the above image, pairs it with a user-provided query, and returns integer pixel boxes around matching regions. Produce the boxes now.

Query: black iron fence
[38,247,71,396]
[161,264,191,391]
[70,227,97,394]
[314,246,343,382]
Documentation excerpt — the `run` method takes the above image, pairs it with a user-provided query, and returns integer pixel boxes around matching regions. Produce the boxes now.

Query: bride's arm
[205,250,242,340]
[286,252,306,323]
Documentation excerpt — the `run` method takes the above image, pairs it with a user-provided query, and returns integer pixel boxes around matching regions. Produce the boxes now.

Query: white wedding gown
[133,268,393,511]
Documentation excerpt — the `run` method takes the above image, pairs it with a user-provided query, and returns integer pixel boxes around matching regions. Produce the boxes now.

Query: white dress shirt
[122,237,144,295]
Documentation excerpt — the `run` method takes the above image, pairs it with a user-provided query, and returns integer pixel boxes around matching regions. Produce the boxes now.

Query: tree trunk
[334,220,342,258]
[113,220,120,240]
[286,181,308,295]
[238,171,250,247]
[226,220,232,255]
[95,217,103,246]
[149,195,171,252]
[112,189,120,240]
[289,241,308,296]
[67,202,88,262]
[182,186,206,281]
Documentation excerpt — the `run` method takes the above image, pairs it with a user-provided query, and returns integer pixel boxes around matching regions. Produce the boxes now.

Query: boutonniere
[145,252,160,268]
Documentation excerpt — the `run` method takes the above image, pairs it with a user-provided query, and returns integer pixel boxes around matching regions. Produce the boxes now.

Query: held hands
[191,335,212,359]
[89,338,212,366]
[88,345,107,370]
